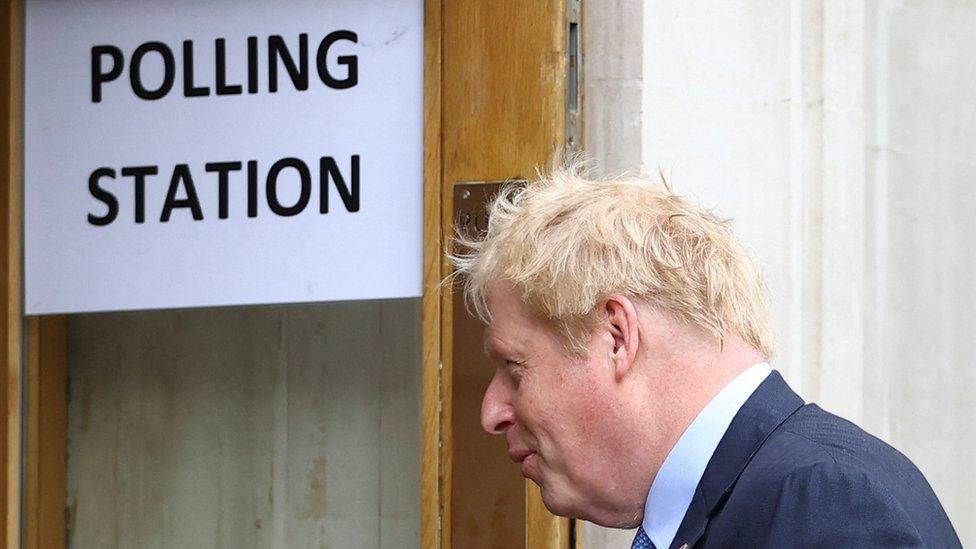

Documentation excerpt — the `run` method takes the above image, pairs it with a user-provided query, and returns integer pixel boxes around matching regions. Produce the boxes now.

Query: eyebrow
[483,337,502,359]
[483,333,518,360]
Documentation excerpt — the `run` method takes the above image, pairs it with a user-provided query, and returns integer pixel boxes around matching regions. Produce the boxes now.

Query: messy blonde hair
[450,160,775,359]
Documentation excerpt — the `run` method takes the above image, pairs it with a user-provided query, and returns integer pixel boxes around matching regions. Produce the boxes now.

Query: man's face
[480,285,636,520]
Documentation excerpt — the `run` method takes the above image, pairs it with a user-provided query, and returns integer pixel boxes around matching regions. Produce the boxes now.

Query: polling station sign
[24,0,423,314]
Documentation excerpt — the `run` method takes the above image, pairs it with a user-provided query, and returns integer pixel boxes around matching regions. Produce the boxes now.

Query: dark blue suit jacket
[669,371,961,548]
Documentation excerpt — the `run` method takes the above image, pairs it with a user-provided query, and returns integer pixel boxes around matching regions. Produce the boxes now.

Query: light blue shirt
[641,362,772,549]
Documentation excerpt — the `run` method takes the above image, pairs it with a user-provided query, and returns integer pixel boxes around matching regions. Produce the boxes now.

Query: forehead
[483,284,554,353]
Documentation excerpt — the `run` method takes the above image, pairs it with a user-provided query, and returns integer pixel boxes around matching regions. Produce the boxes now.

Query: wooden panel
[67,302,421,548]
[0,1,24,546]
[441,1,569,548]
[442,2,566,181]
[25,316,67,549]
[421,0,444,547]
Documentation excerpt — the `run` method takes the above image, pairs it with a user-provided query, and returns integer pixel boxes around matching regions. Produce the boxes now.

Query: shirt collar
[641,362,772,549]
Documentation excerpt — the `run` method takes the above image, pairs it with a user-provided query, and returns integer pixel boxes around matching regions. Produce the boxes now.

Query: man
[451,165,961,548]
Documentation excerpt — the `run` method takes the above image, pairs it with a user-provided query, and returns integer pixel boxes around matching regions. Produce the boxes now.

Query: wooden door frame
[2,1,25,547]
[420,0,444,546]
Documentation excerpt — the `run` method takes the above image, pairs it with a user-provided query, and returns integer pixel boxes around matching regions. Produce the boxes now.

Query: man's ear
[604,294,639,381]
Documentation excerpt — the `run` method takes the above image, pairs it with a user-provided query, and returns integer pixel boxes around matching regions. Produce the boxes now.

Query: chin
[539,484,642,528]
[540,498,576,519]
[537,484,580,519]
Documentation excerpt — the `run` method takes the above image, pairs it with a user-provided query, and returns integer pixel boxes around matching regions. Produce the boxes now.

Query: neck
[621,333,763,526]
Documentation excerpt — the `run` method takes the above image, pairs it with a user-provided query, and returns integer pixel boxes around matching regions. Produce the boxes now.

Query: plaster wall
[583,0,975,545]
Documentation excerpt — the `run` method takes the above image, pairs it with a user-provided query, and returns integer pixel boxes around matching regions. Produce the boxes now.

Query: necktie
[631,525,656,549]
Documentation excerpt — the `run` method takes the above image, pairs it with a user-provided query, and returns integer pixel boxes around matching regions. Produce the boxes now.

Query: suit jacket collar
[668,370,804,549]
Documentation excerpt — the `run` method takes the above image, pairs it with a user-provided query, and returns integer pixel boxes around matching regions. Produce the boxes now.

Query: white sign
[24,0,423,314]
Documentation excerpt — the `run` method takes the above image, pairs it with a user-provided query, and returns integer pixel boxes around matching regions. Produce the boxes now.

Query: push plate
[450,178,527,549]
[453,179,527,243]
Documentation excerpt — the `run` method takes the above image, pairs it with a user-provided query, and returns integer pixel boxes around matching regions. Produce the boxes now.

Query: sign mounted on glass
[24,0,423,314]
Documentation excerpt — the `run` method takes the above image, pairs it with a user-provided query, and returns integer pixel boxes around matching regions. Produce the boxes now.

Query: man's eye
[506,360,525,384]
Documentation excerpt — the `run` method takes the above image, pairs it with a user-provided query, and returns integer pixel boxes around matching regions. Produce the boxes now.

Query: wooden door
[426,1,576,548]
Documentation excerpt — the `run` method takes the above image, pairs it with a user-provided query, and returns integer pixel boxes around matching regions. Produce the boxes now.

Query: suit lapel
[668,371,804,549]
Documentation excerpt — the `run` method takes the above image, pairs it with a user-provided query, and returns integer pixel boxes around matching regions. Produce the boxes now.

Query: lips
[508,448,535,463]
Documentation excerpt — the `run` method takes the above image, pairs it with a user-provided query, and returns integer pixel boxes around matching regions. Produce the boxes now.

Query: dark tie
[631,525,656,549]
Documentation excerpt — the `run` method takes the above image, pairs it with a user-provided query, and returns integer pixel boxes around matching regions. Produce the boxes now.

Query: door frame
[1,2,25,547]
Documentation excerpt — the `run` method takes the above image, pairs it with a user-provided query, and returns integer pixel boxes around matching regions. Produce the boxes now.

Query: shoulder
[749,403,923,484]
[705,404,961,548]
[770,460,926,546]
[708,440,927,547]
[705,457,929,547]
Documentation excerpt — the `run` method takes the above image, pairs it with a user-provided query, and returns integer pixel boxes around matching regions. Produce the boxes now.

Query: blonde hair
[450,161,775,359]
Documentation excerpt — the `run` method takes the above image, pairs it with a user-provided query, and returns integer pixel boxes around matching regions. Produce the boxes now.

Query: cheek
[547,376,613,447]
[571,390,613,447]
[518,356,616,451]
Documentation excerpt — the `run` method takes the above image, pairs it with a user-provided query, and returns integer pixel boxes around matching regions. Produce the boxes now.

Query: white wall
[66,300,421,548]
[584,0,975,545]
[582,3,644,545]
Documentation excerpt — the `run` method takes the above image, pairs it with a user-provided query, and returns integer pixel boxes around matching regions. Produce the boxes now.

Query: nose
[481,370,516,435]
